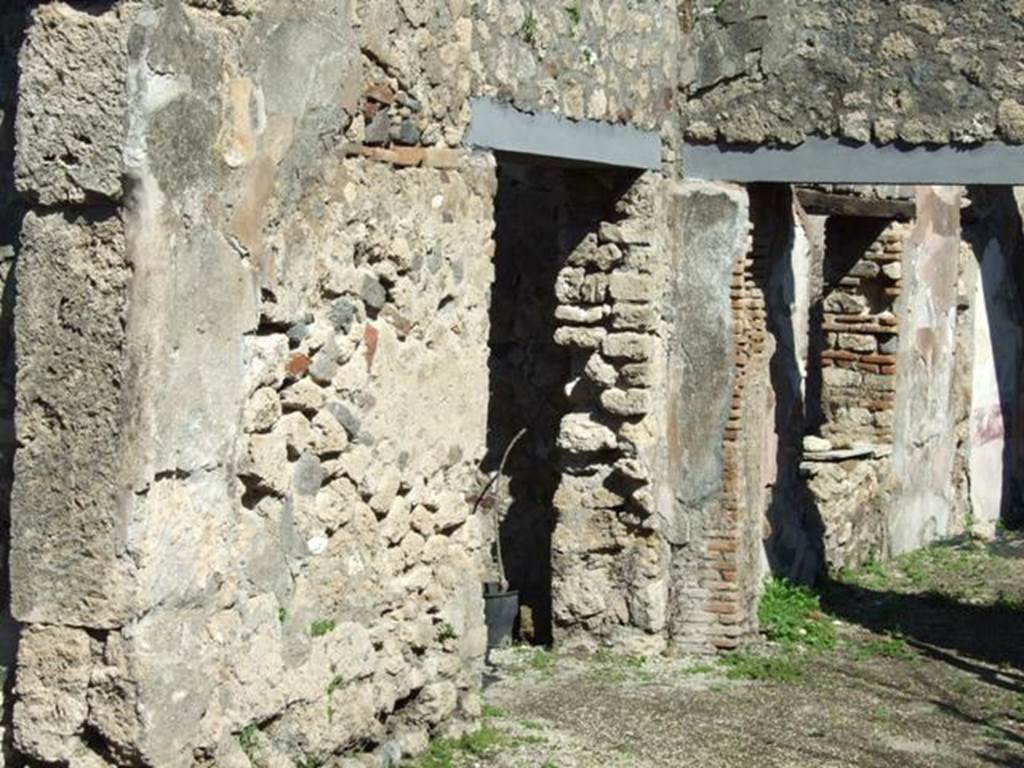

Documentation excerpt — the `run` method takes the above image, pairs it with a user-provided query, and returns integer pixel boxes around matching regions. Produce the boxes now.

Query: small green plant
[295,758,321,768]
[526,648,557,673]
[481,703,504,718]
[310,618,336,638]
[438,622,457,641]
[278,607,287,623]
[564,4,581,25]
[520,10,537,43]
[758,578,836,650]
[408,724,505,768]
[852,634,914,661]
[720,652,803,683]
[238,724,260,759]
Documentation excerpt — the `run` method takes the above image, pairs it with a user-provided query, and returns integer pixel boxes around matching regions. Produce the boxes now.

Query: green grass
[720,652,803,683]
[310,618,336,638]
[404,724,505,768]
[851,634,914,661]
[564,4,580,25]
[520,10,537,43]
[481,704,504,718]
[525,648,557,673]
[759,578,837,650]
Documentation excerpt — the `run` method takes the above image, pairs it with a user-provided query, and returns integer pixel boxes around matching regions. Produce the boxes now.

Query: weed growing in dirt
[720,652,803,682]
[405,725,505,768]
[759,578,837,650]
[526,648,557,673]
[851,634,914,661]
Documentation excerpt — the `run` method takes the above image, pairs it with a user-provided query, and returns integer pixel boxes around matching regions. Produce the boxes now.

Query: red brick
[363,325,380,371]
[286,353,310,377]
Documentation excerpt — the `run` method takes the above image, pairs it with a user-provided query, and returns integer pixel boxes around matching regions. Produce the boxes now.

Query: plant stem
[494,427,527,592]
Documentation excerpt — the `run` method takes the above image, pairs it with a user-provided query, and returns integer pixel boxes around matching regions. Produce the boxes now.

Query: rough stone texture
[0,4,27,761]
[14,3,130,205]
[7,1,1024,764]
[9,1,493,764]
[471,1,680,131]
[683,0,1024,147]
[11,211,131,627]
[549,173,671,655]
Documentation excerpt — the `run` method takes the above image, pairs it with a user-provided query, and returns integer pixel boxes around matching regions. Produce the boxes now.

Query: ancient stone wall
[801,219,906,570]
[7,1,497,765]
[684,0,1024,146]
[0,3,26,761]
[2,0,705,764]
[550,173,670,654]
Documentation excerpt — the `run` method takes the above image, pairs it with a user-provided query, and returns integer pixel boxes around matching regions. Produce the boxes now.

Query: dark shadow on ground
[822,548,1024,690]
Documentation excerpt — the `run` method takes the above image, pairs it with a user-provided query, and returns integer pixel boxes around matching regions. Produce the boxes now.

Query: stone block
[584,353,618,388]
[608,272,654,302]
[823,292,867,314]
[13,625,94,762]
[555,267,585,303]
[611,303,657,331]
[602,332,653,361]
[11,211,131,626]
[15,3,128,204]
[848,260,881,279]
[579,273,609,304]
[568,242,623,271]
[554,326,606,349]
[557,413,618,453]
[600,388,650,417]
[837,333,877,353]
[619,363,653,388]
[555,304,606,324]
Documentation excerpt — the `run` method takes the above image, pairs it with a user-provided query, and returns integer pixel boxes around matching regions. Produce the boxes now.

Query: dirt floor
[408,533,1024,768]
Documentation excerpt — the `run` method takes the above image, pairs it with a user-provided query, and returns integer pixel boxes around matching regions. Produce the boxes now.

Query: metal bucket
[483,582,519,649]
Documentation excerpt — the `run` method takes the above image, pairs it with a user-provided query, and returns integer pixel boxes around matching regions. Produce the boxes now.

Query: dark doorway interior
[485,159,632,645]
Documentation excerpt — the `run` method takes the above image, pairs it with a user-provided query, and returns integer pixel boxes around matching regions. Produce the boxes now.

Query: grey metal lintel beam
[466,98,661,171]
[684,138,1024,185]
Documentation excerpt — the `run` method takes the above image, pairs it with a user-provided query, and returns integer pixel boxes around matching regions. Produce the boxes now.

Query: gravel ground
[411,534,1024,768]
